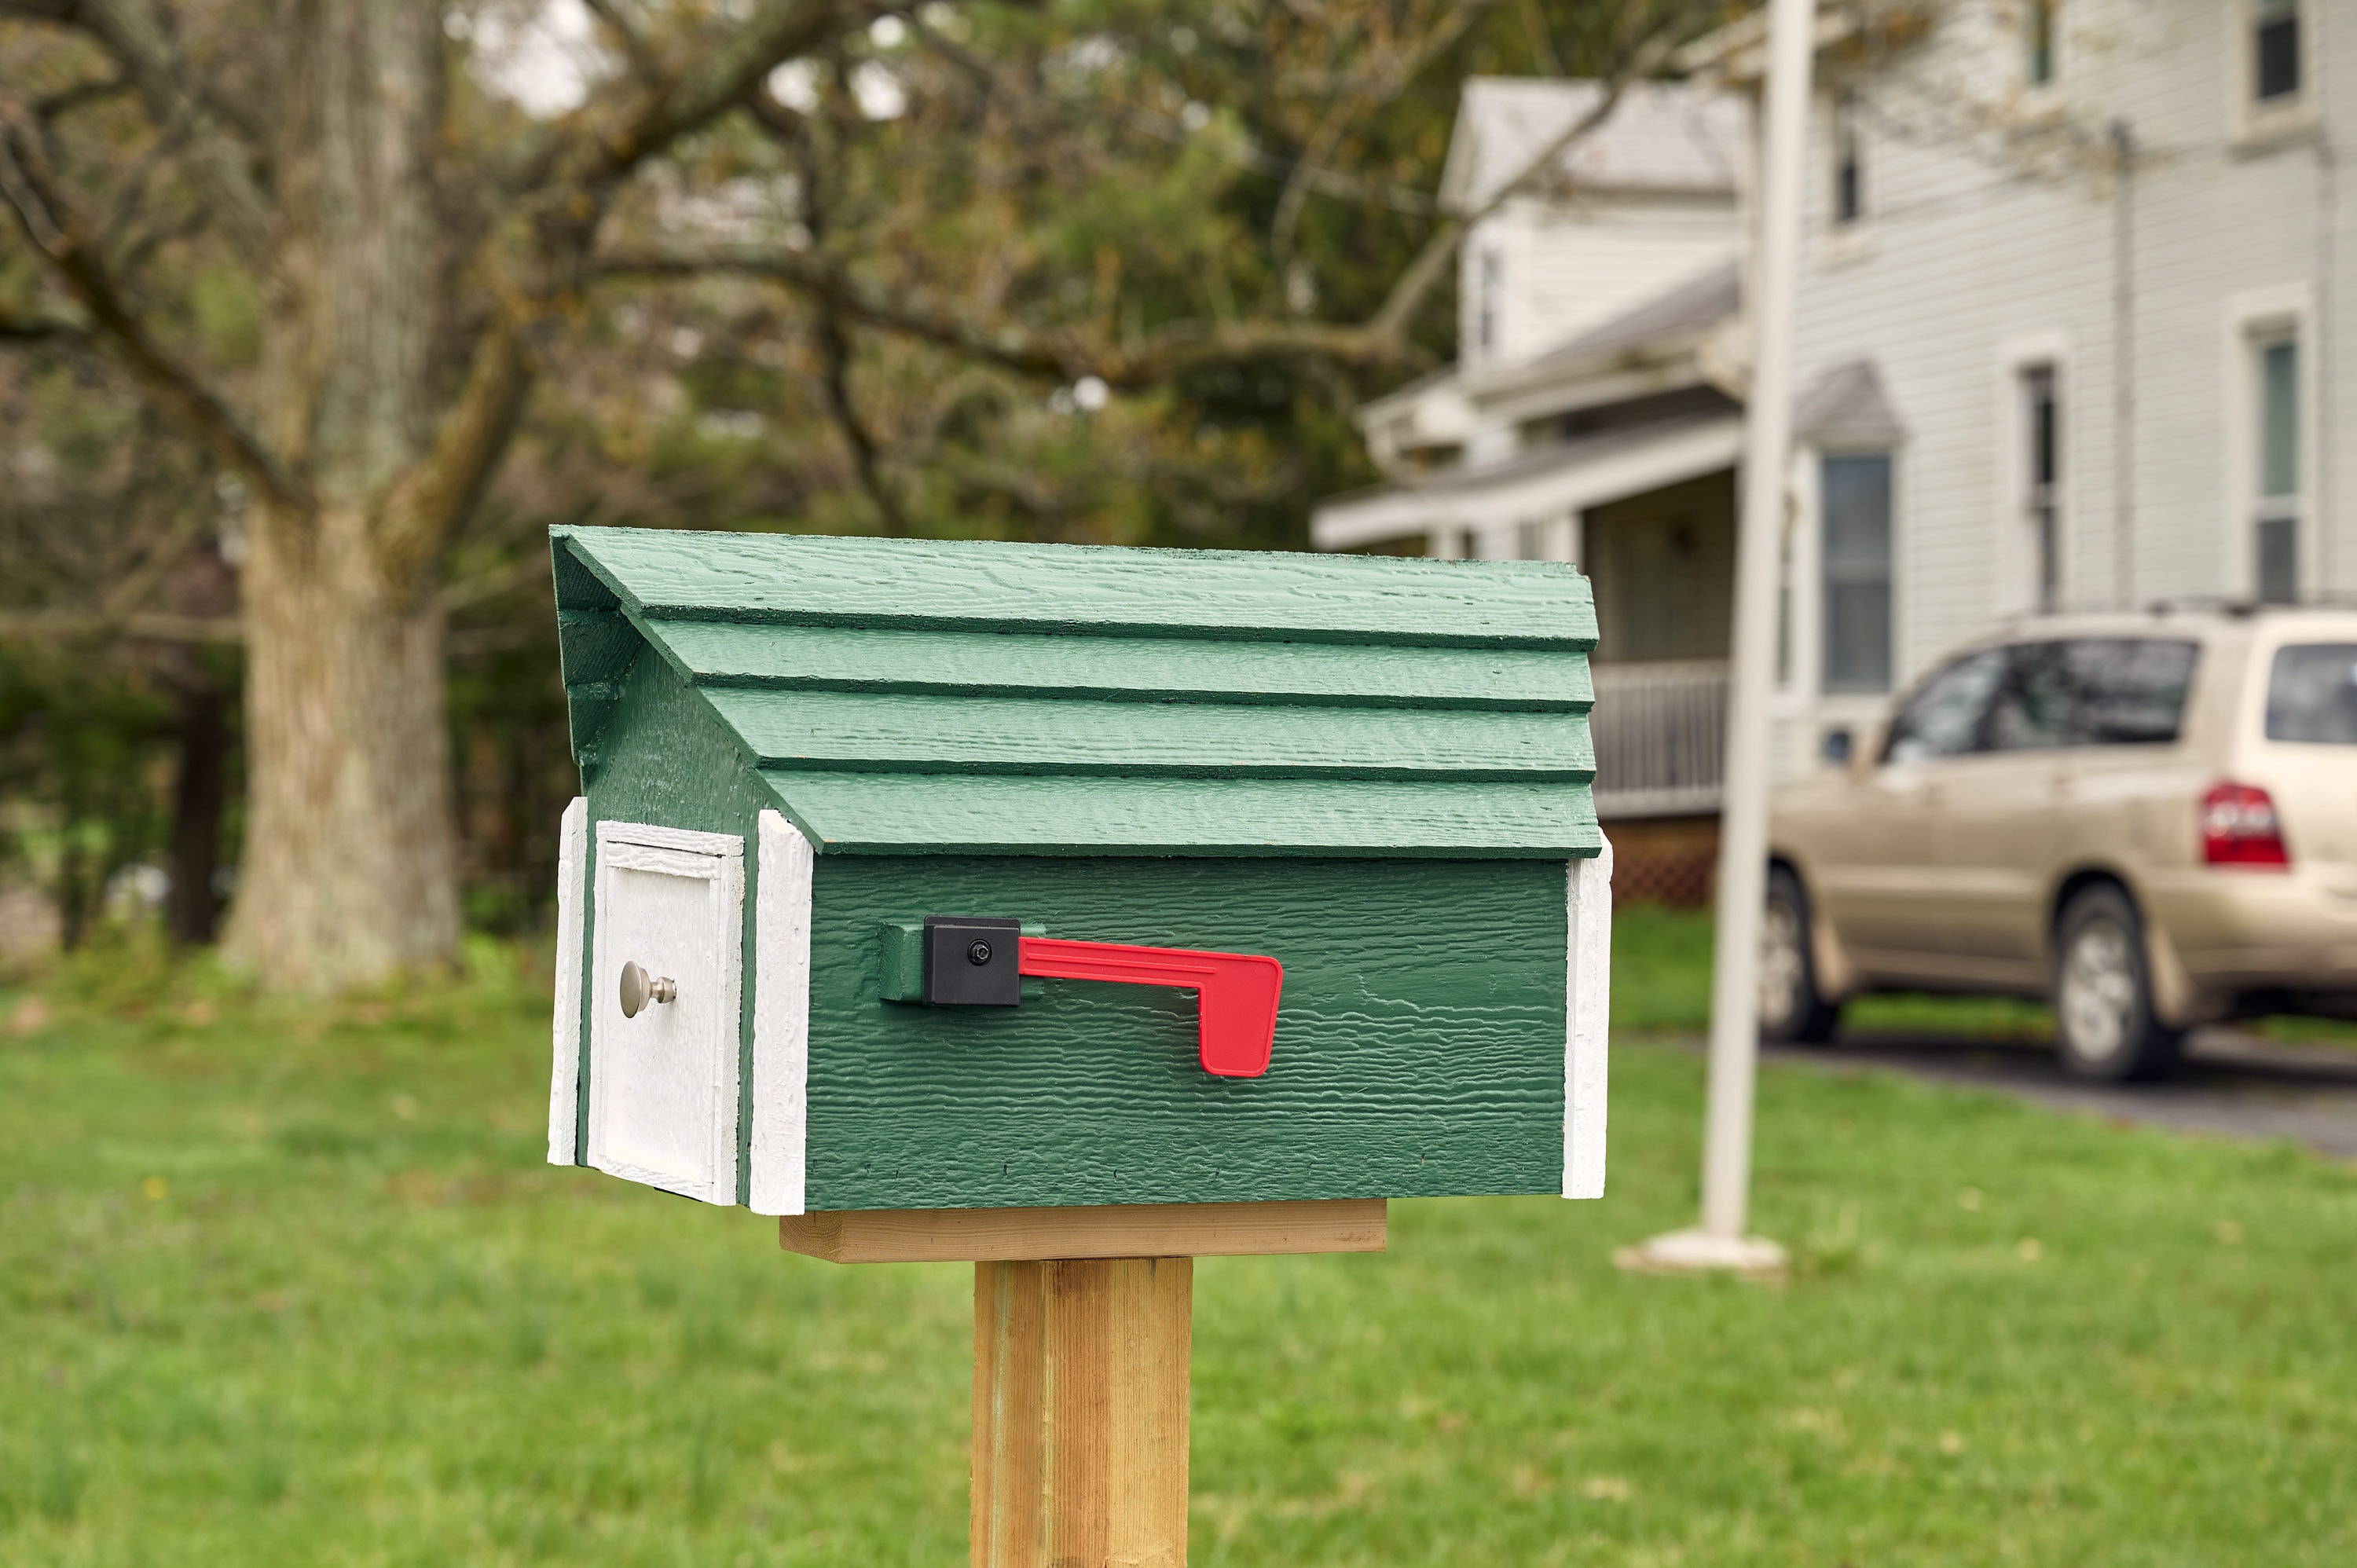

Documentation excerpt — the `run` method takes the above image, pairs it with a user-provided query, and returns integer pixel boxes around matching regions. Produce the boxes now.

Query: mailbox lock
[967,940,994,966]
[618,960,678,1019]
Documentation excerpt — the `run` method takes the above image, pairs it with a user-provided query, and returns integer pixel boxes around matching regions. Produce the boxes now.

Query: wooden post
[971,1256,1192,1568]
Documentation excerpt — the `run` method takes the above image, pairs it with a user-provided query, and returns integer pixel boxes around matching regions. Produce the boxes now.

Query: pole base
[1614,1227,1788,1280]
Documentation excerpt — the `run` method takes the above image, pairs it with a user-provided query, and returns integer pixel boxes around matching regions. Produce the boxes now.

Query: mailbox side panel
[585,653,778,1203]
[802,855,1569,1210]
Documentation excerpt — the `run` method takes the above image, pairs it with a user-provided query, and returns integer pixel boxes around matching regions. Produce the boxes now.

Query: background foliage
[0,0,1702,957]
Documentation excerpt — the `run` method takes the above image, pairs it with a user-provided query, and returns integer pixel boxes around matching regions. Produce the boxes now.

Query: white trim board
[1563,833,1613,1199]
[587,819,746,1206]
[1310,416,1744,549]
[547,797,588,1167]
[749,811,816,1216]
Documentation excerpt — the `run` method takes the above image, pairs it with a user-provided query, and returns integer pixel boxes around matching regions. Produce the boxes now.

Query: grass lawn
[3,926,2354,1565]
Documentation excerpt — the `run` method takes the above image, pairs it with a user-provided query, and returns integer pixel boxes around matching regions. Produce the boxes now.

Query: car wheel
[2052,884,2183,1082]
[1761,866,1842,1044]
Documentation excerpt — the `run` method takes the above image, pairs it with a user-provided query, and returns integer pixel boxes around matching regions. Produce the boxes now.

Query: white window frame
[2229,0,2315,147]
[1993,333,2073,619]
[2222,285,2315,602]
[1780,445,1890,763]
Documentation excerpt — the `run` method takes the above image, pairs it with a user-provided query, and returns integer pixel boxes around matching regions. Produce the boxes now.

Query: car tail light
[2200,781,2291,868]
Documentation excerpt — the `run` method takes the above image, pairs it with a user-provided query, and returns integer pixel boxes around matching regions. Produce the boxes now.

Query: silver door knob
[619,961,678,1018]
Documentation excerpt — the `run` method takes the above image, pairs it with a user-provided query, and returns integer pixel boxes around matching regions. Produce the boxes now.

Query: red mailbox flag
[1017,937,1284,1078]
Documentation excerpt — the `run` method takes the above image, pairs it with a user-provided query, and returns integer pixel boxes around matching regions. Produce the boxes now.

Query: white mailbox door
[587,821,744,1205]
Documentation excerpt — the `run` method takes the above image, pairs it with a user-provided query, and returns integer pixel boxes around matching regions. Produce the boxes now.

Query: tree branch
[0,104,306,513]
[0,302,86,340]
[4,0,277,268]
[33,72,132,121]
[378,0,889,588]
[814,311,910,535]
[511,0,881,200]
[1270,0,1502,267]
[1359,9,1697,344]
[596,243,1434,385]
[0,607,241,644]
[911,14,1439,218]
[371,317,532,591]
[581,0,661,82]
[602,4,1699,397]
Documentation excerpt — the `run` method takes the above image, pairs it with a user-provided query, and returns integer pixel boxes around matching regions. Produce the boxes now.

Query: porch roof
[1311,411,1745,551]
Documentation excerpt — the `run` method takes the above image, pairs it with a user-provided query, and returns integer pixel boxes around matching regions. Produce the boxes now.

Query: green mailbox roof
[553,526,1601,859]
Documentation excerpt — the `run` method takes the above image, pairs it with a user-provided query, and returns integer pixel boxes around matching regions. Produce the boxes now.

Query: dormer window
[2254,0,2300,101]
[2025,0,2056,86]
[1831,93,1863,226]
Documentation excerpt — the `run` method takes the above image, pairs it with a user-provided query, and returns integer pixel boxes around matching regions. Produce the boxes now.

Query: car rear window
[2266,643,2357,744]
[1985,639,2198,750]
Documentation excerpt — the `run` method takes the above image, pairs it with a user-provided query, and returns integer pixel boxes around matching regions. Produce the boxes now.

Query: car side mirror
[1820,727,1853,767]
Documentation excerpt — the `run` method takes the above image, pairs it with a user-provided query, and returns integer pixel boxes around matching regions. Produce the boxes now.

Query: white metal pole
[1699,0,1816,1242]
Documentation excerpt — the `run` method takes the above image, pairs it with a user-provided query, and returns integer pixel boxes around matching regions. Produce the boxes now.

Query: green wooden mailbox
[543,525,1612,1224]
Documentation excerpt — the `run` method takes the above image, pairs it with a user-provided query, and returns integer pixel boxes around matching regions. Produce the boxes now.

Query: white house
[1690,0,2351,779]
[1314,1,2349,888]
[1312,81,1753,897]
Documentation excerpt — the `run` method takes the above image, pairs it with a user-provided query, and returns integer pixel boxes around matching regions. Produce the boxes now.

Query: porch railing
[1589,659,1727,818]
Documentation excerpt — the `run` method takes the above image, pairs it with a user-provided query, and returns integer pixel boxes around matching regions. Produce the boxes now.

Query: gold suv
[1765,607,2357,1079]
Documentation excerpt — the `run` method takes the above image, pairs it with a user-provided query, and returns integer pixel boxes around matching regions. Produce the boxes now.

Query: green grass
[4,931,2355,1564]
[1612,903,2057,1041]
[1609,902,2357,1044]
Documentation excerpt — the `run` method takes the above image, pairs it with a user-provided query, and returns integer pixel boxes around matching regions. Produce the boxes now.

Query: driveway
[1761,1028,2357,1160]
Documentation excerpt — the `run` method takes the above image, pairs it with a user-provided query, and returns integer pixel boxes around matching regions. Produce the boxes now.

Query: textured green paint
[581,651,769,1205]
[558,526,1598,647]
[753,771,1601,859]
[553,527,1600,861]
[551,538,640,775]
[706,687,1593,779]
[803,855,1568,1210]
[650,620,1594,711]
[877,922,926,1003]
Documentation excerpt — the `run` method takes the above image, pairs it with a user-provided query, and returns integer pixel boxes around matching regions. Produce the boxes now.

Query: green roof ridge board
[552,526,1602,861]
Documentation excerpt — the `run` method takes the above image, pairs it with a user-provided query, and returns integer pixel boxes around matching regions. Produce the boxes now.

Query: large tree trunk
[220,0,459,989]
[224,506,460,984]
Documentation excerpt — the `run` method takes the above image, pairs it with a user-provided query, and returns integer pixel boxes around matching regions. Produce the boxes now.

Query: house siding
[1468,194,1741,372]
[1777,0,2352,768]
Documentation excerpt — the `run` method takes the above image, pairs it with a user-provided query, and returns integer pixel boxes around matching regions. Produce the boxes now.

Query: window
[1986,639,2200,751]
[2254,332,2300,603]
[1821,452,1893,692]
[1985,641,2073,750]
[2026,0,2057,86]
[2022,365,2060,609]
[1831,93,1863,226]
[2254,0,2300,101]
[2267,644,2357,744]
[1883,649,2004,764]
[1476,249,1502,358]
